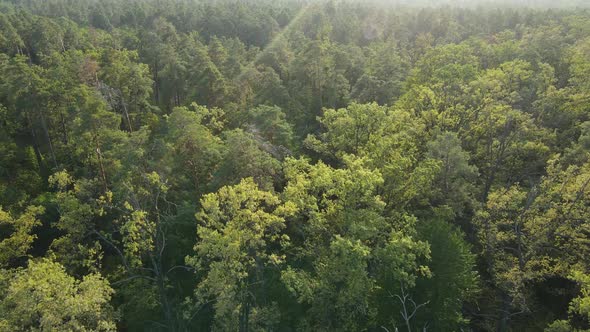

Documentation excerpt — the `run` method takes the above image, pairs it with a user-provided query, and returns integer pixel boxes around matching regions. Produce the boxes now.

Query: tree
[475,156,590,330]
[351,41,409,105]
[475,185,537,329]
[99,49,153,132]
[187,178,296,332]
[304,102,388,157]
[0,206,44,268]
[413,218,479,331]
[0,13,25,55]
[305,102,439,209]
[165,105,224,195]
[29,16,65,57]
[282,236,374,331]
[460,86,551,200]
[426,131,478,217]
[0,101,43,207]
[281,157,431,330]
[246,105,294,150]
[213,129,282,192]
[0,258,116,331]
[0,54,57,169]
[46,170,106,272]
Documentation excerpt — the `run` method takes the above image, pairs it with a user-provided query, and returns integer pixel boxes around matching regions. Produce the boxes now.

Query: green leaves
[305,102,388,157]
[0,205,44,267]
[1,2,590,331]
[99,49,153,131]
[283,236,374,331]
[166,105,224,194]
[0,258,116,331]
[280,157,432,329]
[426,132,478,214]
[247,105,294,150]
[189,178,295,330]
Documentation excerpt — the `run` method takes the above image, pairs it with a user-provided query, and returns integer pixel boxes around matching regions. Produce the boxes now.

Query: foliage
[0,1,589,331]
[0,258,116,331]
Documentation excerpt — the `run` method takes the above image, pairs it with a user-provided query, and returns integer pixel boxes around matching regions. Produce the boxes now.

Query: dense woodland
[1,0,590,331]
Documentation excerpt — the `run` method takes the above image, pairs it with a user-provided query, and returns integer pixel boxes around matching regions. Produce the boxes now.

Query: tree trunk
[497,293,511,332]
[154,59,160,104]
[26,112,45,170]
[60,112,68,145]
[122,100,134,132]
[40,111,58,168]
[94,134,108,193]
[152,254,174,331]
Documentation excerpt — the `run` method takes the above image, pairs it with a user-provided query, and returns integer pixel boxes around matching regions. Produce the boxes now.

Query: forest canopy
[1,0,590,331]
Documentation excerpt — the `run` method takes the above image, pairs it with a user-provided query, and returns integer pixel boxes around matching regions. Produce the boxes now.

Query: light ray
[235,3,316,82]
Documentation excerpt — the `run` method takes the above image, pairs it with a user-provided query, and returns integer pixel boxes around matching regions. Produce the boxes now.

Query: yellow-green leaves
[475,185,532,308]
[283,156,386,241]
[48,169,74,190]
[188,178,294,331]
[476,157,590,325]
[306,102,439,209]
[570,271,590,321]
[280,157,432,330]
[0,258,116,331]
[121,209,155,268]
[0,205,44,267]
[305,102,388,157]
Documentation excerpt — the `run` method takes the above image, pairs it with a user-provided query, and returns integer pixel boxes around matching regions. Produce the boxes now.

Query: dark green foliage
[1,0,590,331]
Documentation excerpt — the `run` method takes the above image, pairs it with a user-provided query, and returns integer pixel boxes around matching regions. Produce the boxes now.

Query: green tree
[247,105,294,150]
[413,218,479,331]
[165,105,224,195]
[187,178,296,332]
[99,49,153,132]
[0,206,44,267]
[281,157,431,330]
[426,131,478,217]
[0,258,116,331]
[214,129,282,191]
